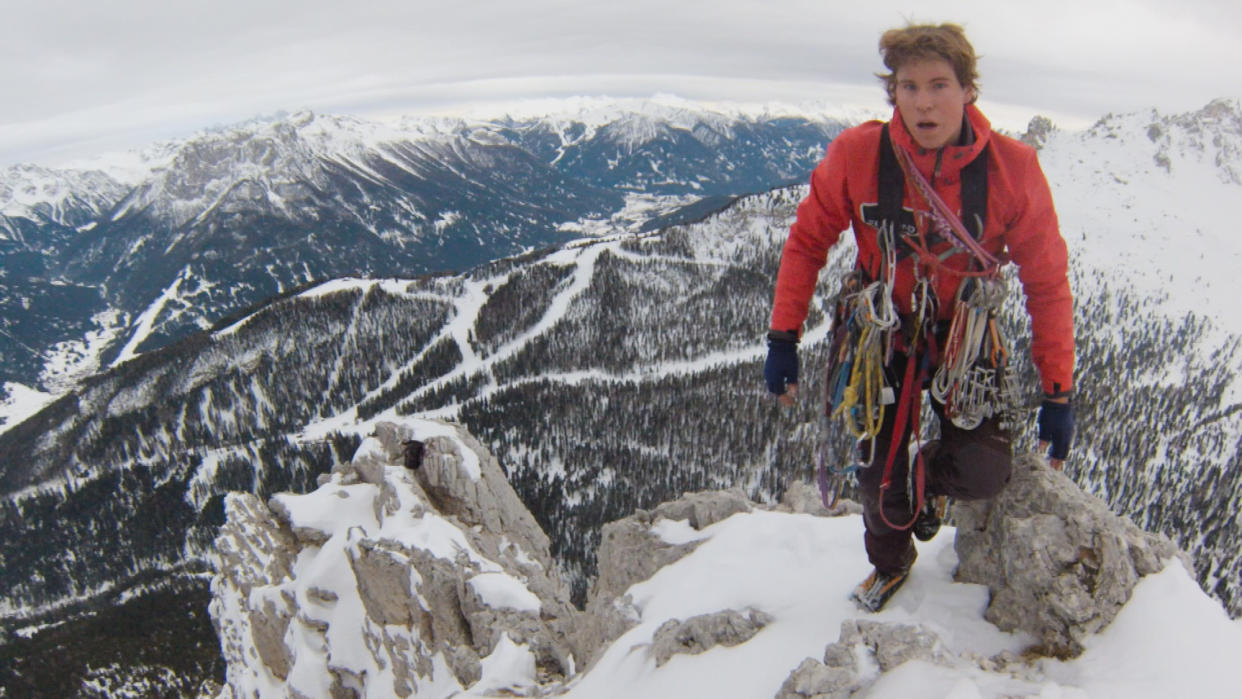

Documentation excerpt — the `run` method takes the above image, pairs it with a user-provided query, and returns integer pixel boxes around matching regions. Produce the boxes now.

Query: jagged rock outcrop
[571,487,754,667]
[776,620,957,698]
[650,608,774,667]
[212,492,300,684]
[776,481,862,517]
[953,453,1191,656]
[1021,114,1057,150]
[209,419,578,698]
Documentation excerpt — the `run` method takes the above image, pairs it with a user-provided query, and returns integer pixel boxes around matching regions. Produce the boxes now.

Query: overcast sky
[3,0,1240,168]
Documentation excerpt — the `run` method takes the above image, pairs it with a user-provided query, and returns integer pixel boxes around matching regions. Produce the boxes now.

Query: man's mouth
[917,121,938,130]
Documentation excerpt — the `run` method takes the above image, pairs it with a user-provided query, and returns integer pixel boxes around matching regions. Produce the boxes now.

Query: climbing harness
[816,123,1022,526]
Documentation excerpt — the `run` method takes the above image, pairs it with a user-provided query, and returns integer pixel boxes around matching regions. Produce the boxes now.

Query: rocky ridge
[210,420,578,697]
[210,423,1191,698]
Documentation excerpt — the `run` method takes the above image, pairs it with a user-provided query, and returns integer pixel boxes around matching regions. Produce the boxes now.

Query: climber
[763,22,1076,612]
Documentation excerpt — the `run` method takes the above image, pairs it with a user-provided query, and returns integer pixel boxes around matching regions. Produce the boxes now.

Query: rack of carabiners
[819,225,902,508]
[825,225,900,438]
[929,276,1022,430]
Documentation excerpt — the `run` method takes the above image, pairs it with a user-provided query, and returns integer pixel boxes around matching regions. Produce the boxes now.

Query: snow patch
[563,509,1242,699]
[472,634,539,696]
[110,268,190,367]
[0,382,57,435]
[38,308,129,394]
[468,572,542,613]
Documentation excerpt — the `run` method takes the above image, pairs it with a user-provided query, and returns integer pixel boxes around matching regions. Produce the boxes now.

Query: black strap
[877,125,905,234]
[960,141,988,240]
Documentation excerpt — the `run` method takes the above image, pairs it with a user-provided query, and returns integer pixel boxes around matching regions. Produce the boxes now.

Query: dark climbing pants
[855,354,1013,574]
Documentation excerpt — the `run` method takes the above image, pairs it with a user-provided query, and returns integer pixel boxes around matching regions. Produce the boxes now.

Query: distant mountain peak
[0,163,127,223]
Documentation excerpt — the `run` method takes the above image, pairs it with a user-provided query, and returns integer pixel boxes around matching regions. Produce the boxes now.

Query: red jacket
[770,105,1074,395]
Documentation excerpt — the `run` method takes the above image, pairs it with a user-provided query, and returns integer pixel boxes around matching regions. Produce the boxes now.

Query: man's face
[894,57,975,150]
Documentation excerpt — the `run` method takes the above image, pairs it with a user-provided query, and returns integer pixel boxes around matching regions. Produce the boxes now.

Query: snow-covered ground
[214,416,1242,698]
[240,470,1242,699]
[0,381,56,434]
[1041,105,1242,351]
[549,510,1242,699]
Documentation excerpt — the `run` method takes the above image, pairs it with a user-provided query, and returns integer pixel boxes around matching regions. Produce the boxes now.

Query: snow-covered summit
[210,419,580,698]
[0,163,128,229]
[1037,95,1242,353]
[409,94,884,134]
[1072,97,1242,183]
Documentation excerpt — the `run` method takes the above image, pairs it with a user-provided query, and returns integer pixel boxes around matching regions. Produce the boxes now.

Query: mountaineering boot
[913,495,947,542]
[850,567,909,612]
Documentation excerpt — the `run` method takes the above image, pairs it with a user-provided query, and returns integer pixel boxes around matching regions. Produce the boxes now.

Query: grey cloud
[1,0,1240,165]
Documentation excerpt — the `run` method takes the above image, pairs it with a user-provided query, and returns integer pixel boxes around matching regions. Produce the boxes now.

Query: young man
[764,23,1075,612]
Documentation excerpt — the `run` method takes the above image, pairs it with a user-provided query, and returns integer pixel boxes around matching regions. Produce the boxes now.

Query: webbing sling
[876,350,929,532]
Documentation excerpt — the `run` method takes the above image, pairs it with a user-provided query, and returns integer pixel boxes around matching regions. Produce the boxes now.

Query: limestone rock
[650,608,773,667]
[209,492,299,681]
[350,540,417,627]
[650,486,753,530]
[417,425,553,562]
[953,453,1190,656]
[209,419,578,698]
[777,481,862,517]
[775,657,854,699]
[246,594,294,680]
[838,620,954,672]
[574,488,754,667]
[775,620,954,698]
[1021,114,1057,150]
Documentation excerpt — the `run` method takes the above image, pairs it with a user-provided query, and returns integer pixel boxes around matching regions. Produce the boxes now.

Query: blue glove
[1037,400,1074,461]
[764,338,799,396]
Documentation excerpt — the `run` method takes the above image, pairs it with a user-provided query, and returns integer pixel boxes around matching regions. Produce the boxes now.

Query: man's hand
[1037,396,1074,470]
[764,336,799,406]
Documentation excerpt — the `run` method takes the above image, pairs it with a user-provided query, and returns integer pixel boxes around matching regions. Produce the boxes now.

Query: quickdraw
[826,224,900,440]
[929,276,1021,429]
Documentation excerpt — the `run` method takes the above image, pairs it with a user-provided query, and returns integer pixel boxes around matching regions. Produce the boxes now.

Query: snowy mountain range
[1,96,1241,694]
[0,100,851,397]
